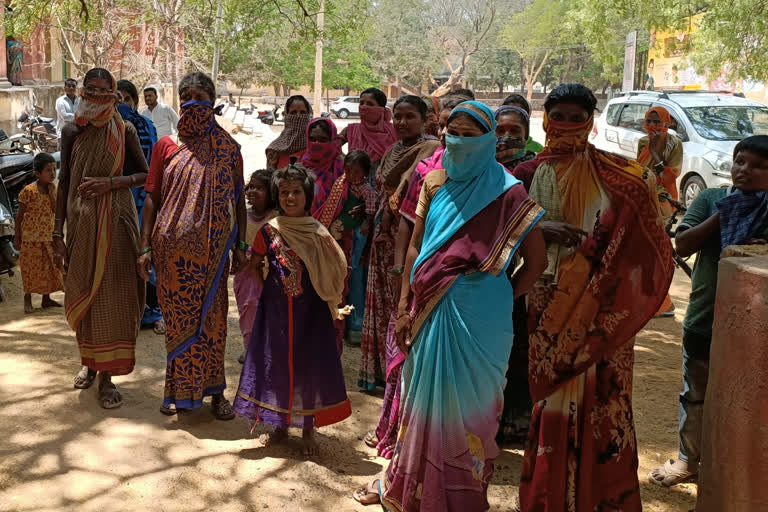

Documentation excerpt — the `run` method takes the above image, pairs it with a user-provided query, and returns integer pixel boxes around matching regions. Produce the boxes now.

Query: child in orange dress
[14,153,64,313]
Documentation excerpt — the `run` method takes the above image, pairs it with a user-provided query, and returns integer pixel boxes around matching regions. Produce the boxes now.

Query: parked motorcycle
[0,128,33,153]
[18,106,58,153]
[0,177,19,302]
[0,152,37,214]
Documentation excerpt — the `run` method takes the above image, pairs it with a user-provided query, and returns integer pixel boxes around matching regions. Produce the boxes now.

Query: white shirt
[141,102,180,138]
[55,95,80,137]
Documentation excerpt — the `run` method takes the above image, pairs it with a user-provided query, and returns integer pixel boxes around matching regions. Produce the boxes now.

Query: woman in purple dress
[233,162,352,455]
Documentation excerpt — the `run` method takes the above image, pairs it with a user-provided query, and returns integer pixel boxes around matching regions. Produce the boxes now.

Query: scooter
[0,152,38,214]
[0,177,19,302]
[0,128,33,153]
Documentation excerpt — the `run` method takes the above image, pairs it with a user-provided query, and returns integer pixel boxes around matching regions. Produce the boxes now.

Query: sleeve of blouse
[18,186,31,205]
[416,173,439,219]
[145,136,176,194]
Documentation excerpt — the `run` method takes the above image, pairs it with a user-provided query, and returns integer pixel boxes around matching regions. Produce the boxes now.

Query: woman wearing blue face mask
[353,101,547,511]
[137,72,247,420]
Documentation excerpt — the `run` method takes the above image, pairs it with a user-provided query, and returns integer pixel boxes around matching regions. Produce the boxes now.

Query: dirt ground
[0,265,697,512]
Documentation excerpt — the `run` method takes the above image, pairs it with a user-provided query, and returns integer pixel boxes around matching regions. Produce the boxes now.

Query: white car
[331,96,360,119]
[591,91,768,206]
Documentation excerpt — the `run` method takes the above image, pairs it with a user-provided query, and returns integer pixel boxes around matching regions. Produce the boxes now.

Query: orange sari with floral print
[520,116,675,511]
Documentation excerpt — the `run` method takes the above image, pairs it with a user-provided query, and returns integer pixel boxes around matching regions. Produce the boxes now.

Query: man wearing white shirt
[141,86,180,139]
[56,78,80,148]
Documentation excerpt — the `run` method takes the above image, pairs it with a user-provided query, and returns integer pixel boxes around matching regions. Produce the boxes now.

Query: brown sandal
[352,479,380,506]
[212,395,235,420]
[364,430,379,449]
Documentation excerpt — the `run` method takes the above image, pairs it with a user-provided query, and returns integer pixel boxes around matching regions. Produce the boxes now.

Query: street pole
[312,0,324,115]
[211,0,224,89]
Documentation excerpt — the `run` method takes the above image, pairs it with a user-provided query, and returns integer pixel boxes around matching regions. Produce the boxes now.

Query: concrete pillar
[696,254,768,512]
[0,8,13,88]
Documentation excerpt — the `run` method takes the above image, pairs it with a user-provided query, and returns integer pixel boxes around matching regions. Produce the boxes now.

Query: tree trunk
[343,86,350,96]
[525,50,551,103]
[602,82,610,95]
[283,85,290,97]
[561,48,575,83]
[520,57,525,95]
[273,85,280,96]
[170,34,178,111]
[239,87,244,109]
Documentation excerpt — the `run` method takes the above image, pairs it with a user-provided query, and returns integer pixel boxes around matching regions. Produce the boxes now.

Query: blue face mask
[443,130,497,182]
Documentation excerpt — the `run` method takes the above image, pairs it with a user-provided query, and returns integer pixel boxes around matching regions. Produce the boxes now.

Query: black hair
[64,78,78,87]
[272,160,315,213]
[179,72,216,102]
[33,152,56,172]
[286,95,312,115]
[502,94,531,114]
[360,87,387,107]
[116,79,139,105]
[344,150,372,177]
[308,119,332,140]
[649,58,655,65]
[143,86,158,96]
[447,111,490,134]
[439,94,471,113]
[393,95,428,121]
[83,68,112,88]
[543,83,597,115]
[733,135,768,160]
[452,88,475,100]
[496,108,530,140]
[247,168,276,210]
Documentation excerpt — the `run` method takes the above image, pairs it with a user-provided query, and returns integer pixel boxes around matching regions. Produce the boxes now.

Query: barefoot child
[14,153,64,313]
[234,169,277,364]
[649,135,768,488]
[233,162,352,455]
[314,150,376,351]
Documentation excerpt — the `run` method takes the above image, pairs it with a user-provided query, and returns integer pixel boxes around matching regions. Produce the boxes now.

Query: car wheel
[682,175,707,208]
[337,109,349,119]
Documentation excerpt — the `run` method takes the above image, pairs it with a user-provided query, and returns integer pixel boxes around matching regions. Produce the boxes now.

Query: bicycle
[659,192,693,278]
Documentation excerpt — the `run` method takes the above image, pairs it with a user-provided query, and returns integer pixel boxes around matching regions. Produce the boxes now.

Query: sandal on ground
[98,381,123,409]
[212,395,235,420]
[364,430,379,449]
[74,367,97,389]
[648,459,697,487]
[159,404,178,416]
[153,319,166,335]
[352,479,380,506]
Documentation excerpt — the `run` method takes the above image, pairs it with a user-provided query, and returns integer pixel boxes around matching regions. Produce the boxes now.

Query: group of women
[57,67,675,511]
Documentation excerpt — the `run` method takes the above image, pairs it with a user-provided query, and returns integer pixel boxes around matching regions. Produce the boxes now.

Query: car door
[599,103,624,154]
[348,97,360,116]
[616,102,652,157]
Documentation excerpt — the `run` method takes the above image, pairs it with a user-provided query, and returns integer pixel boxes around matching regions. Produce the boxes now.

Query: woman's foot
[159,403,178,415]
[153,319,166,335]
[41,295,62,308]
[23,294,33,314]
[97,372,123,409]
[211,393,235,420]
[352,479,380,505]
[259,427,288,447]
[648,459,697,487]
[363,430,379,449]
[74,366,97,389]
[302,429,319,456]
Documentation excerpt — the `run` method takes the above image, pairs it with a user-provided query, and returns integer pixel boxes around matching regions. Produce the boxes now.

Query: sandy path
[0,266,696,512]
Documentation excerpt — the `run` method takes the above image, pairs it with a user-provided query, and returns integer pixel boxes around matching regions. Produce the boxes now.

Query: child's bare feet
[41,295,62,308]
[302,428,318,456]
[260,427,288,447]
[23,294,33,314]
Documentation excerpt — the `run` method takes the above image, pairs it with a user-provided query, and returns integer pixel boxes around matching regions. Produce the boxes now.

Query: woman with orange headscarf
[53,68,148,409]
[637,106,683,317]
[518,84,674,512]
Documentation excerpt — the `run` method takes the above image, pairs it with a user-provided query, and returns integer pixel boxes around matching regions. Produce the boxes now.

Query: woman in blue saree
[354,101,547,511]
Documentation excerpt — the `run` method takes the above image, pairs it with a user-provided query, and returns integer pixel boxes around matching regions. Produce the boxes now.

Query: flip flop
[363,430,379,449]
[153,319,166,335]
[159,404,178,416]
[74,367,97,389]
[352,479,380,506]
[648,459,697,487]
[98,383,123,409]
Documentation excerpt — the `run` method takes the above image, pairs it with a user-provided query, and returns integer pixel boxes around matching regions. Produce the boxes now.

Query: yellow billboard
[645,16,767,103]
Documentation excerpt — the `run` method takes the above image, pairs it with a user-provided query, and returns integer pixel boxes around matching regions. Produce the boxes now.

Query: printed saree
[519,145,675,511]
[381,101,545,511]
[152,100,243,409]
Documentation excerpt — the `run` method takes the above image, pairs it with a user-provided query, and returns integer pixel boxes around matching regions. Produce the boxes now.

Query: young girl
[314,150,375,351]
[234,169,277,364]
[14,153,64,314]
[233,162,352,456]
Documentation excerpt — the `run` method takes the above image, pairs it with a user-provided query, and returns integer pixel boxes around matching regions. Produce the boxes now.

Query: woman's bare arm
[510,227,547,299]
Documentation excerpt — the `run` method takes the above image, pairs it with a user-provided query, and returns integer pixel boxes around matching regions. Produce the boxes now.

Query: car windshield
[684,105,768,140]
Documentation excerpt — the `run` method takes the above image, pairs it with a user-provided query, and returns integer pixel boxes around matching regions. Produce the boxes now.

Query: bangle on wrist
[391,266,404,275]
[236,240,249,251]
[52,231,64,239]
[138,246,152,256]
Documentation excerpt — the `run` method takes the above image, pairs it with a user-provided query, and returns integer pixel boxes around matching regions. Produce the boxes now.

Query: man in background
[141,86,179,139]
[55,78,80,149]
